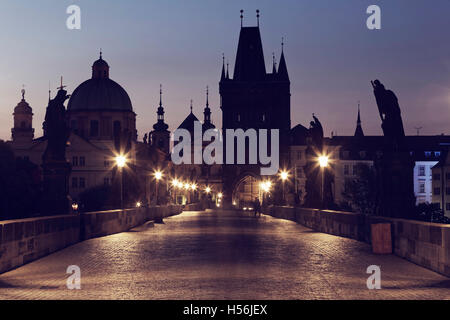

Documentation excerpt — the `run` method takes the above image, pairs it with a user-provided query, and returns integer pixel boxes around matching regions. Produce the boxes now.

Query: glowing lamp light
[184,183,190,190]
[318,155,329,168]
[260,181,272,193]
[115,155,127,168]
[172,179,178,187]
[217,192,223,199]
[154,171,163,180]
[191,184,197,190]
[280,170,289,181]
[136,202,142,208]
[205,187,211,194]
[71,202,79,211]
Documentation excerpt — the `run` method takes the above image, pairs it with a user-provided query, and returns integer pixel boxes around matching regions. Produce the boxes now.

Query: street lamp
[154,170,163,205]
[279,170,289,205]
[318,155,329,208]
[115,154,127,210]
[205,186,211,194]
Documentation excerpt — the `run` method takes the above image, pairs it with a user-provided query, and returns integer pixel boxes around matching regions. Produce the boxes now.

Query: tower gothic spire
[354,101,364,137]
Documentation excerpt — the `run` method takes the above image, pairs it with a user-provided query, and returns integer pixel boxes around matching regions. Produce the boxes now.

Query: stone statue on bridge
[41,82,72,215]
[371,79,405,150]
[371,80,414,218]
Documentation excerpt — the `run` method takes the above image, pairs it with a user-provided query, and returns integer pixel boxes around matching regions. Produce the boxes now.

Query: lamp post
[279,170,289,205]
[154,170,163,205]
[115,154,127,210]
[318,155,329,208]
[172,179,179,204]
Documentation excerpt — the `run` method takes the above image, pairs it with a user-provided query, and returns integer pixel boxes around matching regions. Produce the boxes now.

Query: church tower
[219,10,291,204]
[12,88,34,143]
[149,85,170,154]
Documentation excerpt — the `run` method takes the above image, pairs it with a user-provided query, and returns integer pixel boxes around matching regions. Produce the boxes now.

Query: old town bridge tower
[220,11,291,206]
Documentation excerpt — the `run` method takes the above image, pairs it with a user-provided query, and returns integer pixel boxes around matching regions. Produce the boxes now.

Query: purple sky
[0,0,449,141]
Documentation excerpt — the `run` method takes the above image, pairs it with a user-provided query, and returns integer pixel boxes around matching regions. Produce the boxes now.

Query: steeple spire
[190,99,193,114]
[21,84,25,101]
[226,60,230,79]
[272,52,277,74]
[278,37,289,81]
[159,84,162,107]
[256,9,260,27]
[221,53,226,81]
[203,85,214,131]
[240,9,244,28]
[354,101,364,137]
[153,84,168,132]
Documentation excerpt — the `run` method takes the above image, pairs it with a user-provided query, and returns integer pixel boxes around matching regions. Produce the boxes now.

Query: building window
[262,114,265,122]
[434,187,441,195]
[79,178,86,189]
[425,151,432,157]
[71,177,78,188]
[79,156,85,167]
[104,177,110,186]
[344,165,349,175]
[237,114,241,122]
[72,156,78,167]
[419,183,425,194]
[433,173,441,181]
[446,188,450,195]
[418,166,425,176]
[104,158,110,167]
[352,165,358,176]
[446,203,450,211]
[446,173,450,180]
[435,151,441,157]
[90,120,99,137]
[297,151,302,160]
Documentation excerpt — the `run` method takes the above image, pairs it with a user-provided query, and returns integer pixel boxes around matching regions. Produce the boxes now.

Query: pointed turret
[354,102,364,137]
[272,53,277,74]
[278,39,289,81]
[203,86,215,131]
[150,85,170,153]
[220,54,226,81]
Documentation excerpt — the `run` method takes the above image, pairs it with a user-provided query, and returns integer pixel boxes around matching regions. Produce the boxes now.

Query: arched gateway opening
[232,175,260,209]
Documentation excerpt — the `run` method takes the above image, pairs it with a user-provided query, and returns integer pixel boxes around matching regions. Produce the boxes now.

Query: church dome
[14,89,32,114]
[67,53,133,112]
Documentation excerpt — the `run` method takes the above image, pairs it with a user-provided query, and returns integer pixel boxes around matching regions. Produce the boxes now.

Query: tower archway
[232,173,260,209]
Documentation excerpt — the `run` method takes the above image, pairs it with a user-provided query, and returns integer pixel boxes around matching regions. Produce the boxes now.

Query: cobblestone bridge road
[0,210,449,299]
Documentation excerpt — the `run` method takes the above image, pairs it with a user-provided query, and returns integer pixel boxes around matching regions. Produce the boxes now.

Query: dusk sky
[0,0,449,141]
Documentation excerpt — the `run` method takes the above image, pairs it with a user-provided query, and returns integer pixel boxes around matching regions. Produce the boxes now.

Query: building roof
[67,54,133,112]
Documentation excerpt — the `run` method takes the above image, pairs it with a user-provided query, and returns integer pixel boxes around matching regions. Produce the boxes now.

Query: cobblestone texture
[0,211,448,299]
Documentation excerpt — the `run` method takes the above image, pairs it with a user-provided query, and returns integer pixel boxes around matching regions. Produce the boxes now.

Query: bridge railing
[266,206,450,277]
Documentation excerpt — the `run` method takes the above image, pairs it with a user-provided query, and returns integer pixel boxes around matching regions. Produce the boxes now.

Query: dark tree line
[0,141,42,220]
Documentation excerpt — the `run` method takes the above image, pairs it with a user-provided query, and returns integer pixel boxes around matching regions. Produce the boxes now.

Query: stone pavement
[0,210,448,299]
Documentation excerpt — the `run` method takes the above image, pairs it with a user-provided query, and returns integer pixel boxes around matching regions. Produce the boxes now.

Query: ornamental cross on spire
[57,76,66,91]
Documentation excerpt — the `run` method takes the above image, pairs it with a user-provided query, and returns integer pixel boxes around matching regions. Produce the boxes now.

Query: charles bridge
[0,203,449,299]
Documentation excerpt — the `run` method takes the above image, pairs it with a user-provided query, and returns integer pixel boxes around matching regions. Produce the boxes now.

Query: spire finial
[256,9,260,27]
[57,76,66,91]
[21,84,25,100]
[226,60,230,79]
[100,48,102,59]
[281,37,284,52]
[206,86,209,107]
[240,9,244,27]
[48,81,51,101]
[190,99,193,113]
[159,84,163,107]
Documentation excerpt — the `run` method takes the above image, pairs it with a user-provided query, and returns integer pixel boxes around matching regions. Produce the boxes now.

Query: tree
[0,141,41,220]
[342,163,377,215]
